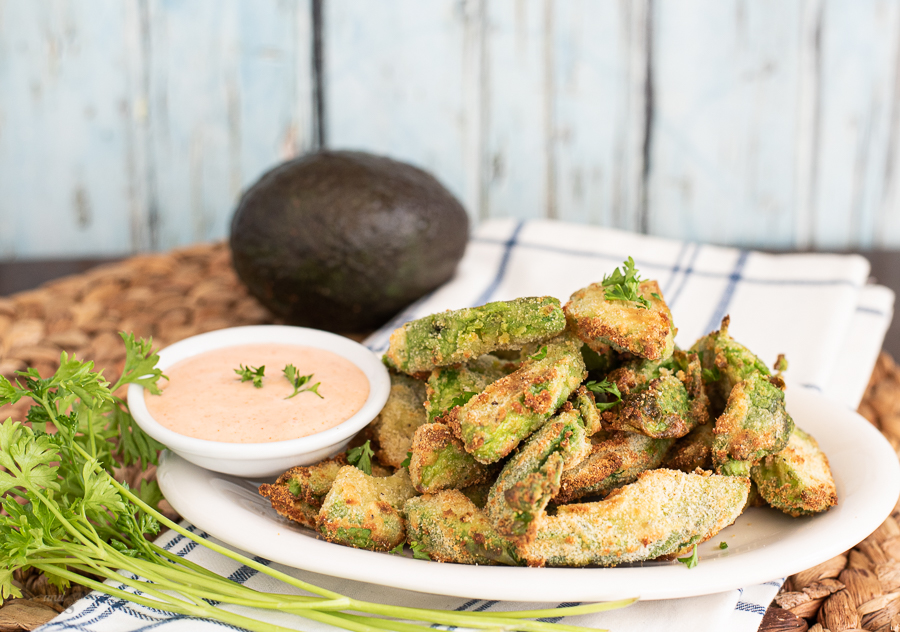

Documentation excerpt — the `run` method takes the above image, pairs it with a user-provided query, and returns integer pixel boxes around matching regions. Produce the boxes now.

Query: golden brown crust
[554,445,623,504]
[564,280,675,360]
[258,483,319,529]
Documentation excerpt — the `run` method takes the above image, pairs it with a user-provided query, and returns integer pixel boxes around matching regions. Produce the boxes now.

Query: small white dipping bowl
[128,325,391,478]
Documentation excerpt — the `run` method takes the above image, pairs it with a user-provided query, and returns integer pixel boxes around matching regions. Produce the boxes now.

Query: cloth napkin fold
[41,219,894,632]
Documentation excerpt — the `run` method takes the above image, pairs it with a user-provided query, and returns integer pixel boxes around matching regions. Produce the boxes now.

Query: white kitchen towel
[41,218,892,632]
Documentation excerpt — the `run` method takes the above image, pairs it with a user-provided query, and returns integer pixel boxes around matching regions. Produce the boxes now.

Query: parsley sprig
[235,364,265,388]
[585,378,622,412]
[0,333,635,632]
[677,544,699,569]
[602,257,651,309]
[347,440,374,475]
[283,364,322,400]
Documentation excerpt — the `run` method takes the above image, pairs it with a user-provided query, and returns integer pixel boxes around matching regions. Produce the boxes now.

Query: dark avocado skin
[230,151,469,332]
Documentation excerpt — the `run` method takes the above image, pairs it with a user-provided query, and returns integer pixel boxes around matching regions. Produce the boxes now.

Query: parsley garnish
[390,543,405,555]
[235,364,265,388]
[283,364,323,399]
[409,541,432,560]
[602,257,651,309]
[448,390,478,409]
[529,345,548,361]
[347,440,375,476]
[719,542,728,550]
[585,379,622,412]
[677,545,699,569]
[401,451,412,469]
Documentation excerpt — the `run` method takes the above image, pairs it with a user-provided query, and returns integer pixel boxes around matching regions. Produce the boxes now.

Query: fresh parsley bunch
[0,332,633,631]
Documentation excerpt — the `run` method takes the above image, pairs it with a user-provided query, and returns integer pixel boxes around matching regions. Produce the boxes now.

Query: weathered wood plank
[812,0,900,249]
[647,0,803,248]
[144,0,313,251]
[552,0,647,231]
[481,0,550,220]
[324,0,480,215]
[0,0,137,257]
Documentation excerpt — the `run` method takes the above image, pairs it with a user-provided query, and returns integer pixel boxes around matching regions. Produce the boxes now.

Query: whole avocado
[230,151,469,332]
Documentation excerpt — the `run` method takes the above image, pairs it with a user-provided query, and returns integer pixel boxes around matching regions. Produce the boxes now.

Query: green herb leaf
[347,440,375,476]
[400,451,412,469]
[651,292,662,301]
[529,345,548,361]
[116,333,166,394]
[718,541,728,550]
[235,364,265,388]
[448,390,477,409]
[409,541,432,560]
[677,544,699,569]
[585,379,622,412]
[601,257,651,309]
[283,364,323,399]
[389,543,405,555]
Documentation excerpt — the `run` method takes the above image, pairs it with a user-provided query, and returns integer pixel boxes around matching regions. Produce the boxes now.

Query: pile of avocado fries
[262,257,838,568]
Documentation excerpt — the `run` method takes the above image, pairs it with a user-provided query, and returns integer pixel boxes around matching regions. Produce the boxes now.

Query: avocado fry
[663,421,716,473]
[447,334,586,464]
[601,374,694,439]
[408,423,496,494]
[712,373,794,477]
[521,469,751,567]
[691,315,771,413]
[484,410,588,544]
[564,279,676,361]
[371,371,429,469]
[316,466,418,551]
[571,386,604,436]
[258,452,393,529]
[385,297,566,375]
[554,431,674,504]
[404,490,522,565]
[751,426,837,517]
[424,354,518,423]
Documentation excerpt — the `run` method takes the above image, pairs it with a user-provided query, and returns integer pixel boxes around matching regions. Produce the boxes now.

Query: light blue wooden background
[1,0,899,258]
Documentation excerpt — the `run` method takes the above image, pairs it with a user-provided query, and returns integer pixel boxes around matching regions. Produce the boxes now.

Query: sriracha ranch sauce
[146,344,369,443]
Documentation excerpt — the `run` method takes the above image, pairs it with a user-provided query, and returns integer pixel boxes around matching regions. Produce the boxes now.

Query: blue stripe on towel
[704,250,749,334]
[735,601,768,616]
[667,244,701,308]
[539,602,582,624]
[662,242,692,295]
[474,221,525,306]
[857,305,887,316]
[471,237,861,288]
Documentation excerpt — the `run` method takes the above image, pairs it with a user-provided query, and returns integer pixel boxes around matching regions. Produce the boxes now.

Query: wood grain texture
[552,0,648,231]
[324,0,480,215]
[3,0,900,256]
[0,0,313,257]
[647,0,803,248]
[812,0,900,249]
[0,0,137,258]
[143,0,314,250]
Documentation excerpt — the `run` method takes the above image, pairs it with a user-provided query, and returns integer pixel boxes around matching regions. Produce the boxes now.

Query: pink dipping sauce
[145,344,370,443]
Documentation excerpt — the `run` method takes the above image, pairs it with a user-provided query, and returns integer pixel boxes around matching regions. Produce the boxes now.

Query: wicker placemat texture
[0,241,896,632]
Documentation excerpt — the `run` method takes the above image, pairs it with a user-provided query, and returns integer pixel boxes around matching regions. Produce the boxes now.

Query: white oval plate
[157,387,900,602]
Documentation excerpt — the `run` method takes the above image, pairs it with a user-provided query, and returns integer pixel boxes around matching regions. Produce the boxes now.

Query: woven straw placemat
[0,241,896,632]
